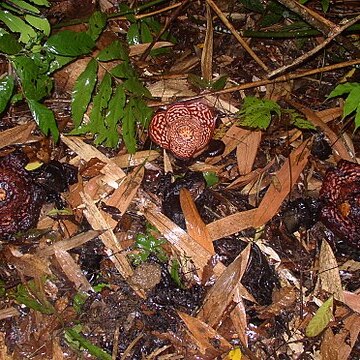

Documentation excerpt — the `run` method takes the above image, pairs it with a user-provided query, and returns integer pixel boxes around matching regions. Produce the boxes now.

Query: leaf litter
[0,0,360,359]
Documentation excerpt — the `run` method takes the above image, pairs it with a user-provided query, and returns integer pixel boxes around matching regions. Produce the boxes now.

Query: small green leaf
[27,0,49,6]
[237,96,281,130]
[211,75,228,91]
[343,85,360,119]
[321,0,330,12]
[71,58,98,127]
[0,10,37,43]
[65,328,112,360]
[122,98,137,153]
[203,171,219,187]
[12,280,55,315]
[90,72,112,139]
[25,14,50,35]
[124,77,151,97]
[9,0,40,14]
[110,61,137,79]
[45,30,95,56]
[48,54,75,73]
[0,31,22,54]
[0,75,15,114]
[127,23,140,45]
[140,22,153,43]
[87,10,107,41]
[328,82,360,130]
[101,84,126,147]
[12,55,53,100]
[285,109,316,130]
[188,74,211,90]
[355,108,360,131]
[27,99,59,141]
[96,40,129,61]
[327,83,354,98]
[47,208,73,216]
[305,296,333,337]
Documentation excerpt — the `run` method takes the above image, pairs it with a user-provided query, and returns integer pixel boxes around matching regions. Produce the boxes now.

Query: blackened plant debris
[31,160,78,208]
[319,160,360,248]
[0,153,44,239]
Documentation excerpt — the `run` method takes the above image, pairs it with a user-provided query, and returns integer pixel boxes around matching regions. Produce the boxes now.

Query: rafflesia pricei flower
[149,100,216,159]
[0,153,44,239]
[319,160,360,248]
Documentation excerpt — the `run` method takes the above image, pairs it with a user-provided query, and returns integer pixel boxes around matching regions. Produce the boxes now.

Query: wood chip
[0,123,37,150]
[54,248,92,292]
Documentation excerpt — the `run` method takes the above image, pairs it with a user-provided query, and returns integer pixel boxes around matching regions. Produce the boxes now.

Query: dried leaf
[197,245,251,327]
[236,130,261,175]
[316,239,344,302]
[180,188,214,254]
[178,311,232,355]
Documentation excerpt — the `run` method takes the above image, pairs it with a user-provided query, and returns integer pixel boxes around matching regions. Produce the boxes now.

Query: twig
[242,24,360,39]
[268,14,360,78]
[210,59,360,96]
[276,0,360,55]
[206,0,269,72]
[148,58,360,106]
[139,0,192,61]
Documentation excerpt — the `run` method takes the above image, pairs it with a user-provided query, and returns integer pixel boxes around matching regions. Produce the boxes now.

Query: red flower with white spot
[149,100,216,159]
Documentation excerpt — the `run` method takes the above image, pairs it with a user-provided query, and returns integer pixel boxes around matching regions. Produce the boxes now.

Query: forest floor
[0,0,360,359]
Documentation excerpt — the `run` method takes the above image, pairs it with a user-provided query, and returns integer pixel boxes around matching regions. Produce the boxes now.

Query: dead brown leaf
[316,239,344,302]
[178,311,232,355]
[197,244,251,327]
[180,188,214,254]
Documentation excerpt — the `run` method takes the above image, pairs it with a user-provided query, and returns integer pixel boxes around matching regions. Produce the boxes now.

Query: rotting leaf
[71,58,98,128]
[305,296,334,337]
